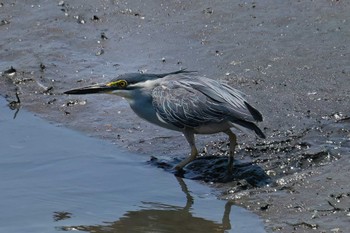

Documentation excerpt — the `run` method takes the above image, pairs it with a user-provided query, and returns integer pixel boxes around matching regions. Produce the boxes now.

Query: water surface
[0,98,265,233]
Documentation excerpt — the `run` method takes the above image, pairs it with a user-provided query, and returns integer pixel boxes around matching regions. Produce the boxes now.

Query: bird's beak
[64,84,113,95]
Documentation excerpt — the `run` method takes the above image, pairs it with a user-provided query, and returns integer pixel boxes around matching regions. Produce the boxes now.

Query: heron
[64,70,265,171]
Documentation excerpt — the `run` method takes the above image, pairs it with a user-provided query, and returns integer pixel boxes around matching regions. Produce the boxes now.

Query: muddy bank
[1,1,350,232]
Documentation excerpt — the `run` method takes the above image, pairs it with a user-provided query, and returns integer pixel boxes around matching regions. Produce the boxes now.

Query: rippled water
[0,98,265,233]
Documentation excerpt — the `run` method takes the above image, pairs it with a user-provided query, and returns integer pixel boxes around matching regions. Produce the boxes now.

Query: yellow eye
[107,80,128,88]
[118,80,127,88]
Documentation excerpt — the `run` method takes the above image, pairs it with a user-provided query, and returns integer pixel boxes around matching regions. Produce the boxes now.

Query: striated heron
[64,70,265,170]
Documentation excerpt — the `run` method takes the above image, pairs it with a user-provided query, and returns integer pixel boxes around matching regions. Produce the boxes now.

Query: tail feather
[244,102,263,122]
[231,120,266,139]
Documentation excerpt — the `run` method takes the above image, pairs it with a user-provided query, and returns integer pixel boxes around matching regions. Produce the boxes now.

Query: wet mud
[148,156,272,187]
[1,1,350,232]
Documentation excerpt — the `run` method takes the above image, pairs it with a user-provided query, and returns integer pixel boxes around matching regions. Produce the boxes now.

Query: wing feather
[183,78,261,122]
[151,75,263,130]
[151,81,225,128]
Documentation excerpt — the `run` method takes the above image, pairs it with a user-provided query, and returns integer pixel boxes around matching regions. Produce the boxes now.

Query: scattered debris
[95,49,104,56]
[58,1,65,7]
[8,91,21,119]
[65,99,87,107]
[260,204,270,211]
[92,15,100,21]
[43,86,54,95]
[202,7,213,15]
[53,211,72,221]
[0,19,10,26]
[47,99,57,105]
[4,66,16,76]
[40,63,46,71]
[101,32,108,40]
[8,91,21,110]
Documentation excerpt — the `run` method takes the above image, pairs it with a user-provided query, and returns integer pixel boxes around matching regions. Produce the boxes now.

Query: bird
[64,70,265,171]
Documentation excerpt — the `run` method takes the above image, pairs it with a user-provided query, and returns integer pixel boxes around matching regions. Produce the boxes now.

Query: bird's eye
[107,80,128,88]
[118,80,127,88]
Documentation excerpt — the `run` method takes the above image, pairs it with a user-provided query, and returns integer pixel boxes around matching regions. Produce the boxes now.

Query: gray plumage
[65,70,265,170]
[151,75,264,137]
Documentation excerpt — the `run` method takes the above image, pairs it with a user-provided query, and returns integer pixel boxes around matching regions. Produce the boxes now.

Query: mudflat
[1,1,349,232]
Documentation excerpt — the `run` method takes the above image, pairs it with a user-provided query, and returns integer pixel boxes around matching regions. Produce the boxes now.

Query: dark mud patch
[148,156,271,187]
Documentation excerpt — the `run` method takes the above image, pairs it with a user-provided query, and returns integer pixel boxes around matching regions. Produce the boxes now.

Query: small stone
[92,15,100,21]
[96,49,104,56]
[4,66,16,76]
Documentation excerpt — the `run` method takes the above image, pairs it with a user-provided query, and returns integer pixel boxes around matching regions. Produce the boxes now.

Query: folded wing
[151,76,263,131]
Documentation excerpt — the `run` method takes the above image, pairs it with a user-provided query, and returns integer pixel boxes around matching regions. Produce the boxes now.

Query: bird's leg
[175,129,198,170]
[224,129,237,172]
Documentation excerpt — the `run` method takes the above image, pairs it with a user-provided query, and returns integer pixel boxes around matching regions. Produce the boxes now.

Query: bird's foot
[174,167,186,177]
[174,164,183,170]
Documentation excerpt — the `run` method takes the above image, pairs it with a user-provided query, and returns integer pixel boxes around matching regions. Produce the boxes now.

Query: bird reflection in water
[56,177,233,233]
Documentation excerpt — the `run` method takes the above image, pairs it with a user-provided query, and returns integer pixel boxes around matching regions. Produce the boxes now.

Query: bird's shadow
[147,156,272,187]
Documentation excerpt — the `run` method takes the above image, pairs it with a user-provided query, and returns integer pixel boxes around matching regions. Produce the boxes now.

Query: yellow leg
[175,129,198,170]
[224,129,237,172]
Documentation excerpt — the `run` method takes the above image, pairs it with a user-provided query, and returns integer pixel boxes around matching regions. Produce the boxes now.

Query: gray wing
[182,77,263,122]
[151,81,227,129]
[151,76,265,138]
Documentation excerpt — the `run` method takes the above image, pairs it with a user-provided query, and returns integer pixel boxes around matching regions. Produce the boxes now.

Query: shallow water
[0,98,265,233]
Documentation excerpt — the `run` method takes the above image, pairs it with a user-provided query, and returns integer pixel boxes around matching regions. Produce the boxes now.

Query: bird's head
[64,70,194,97]
[64,73,159,98]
